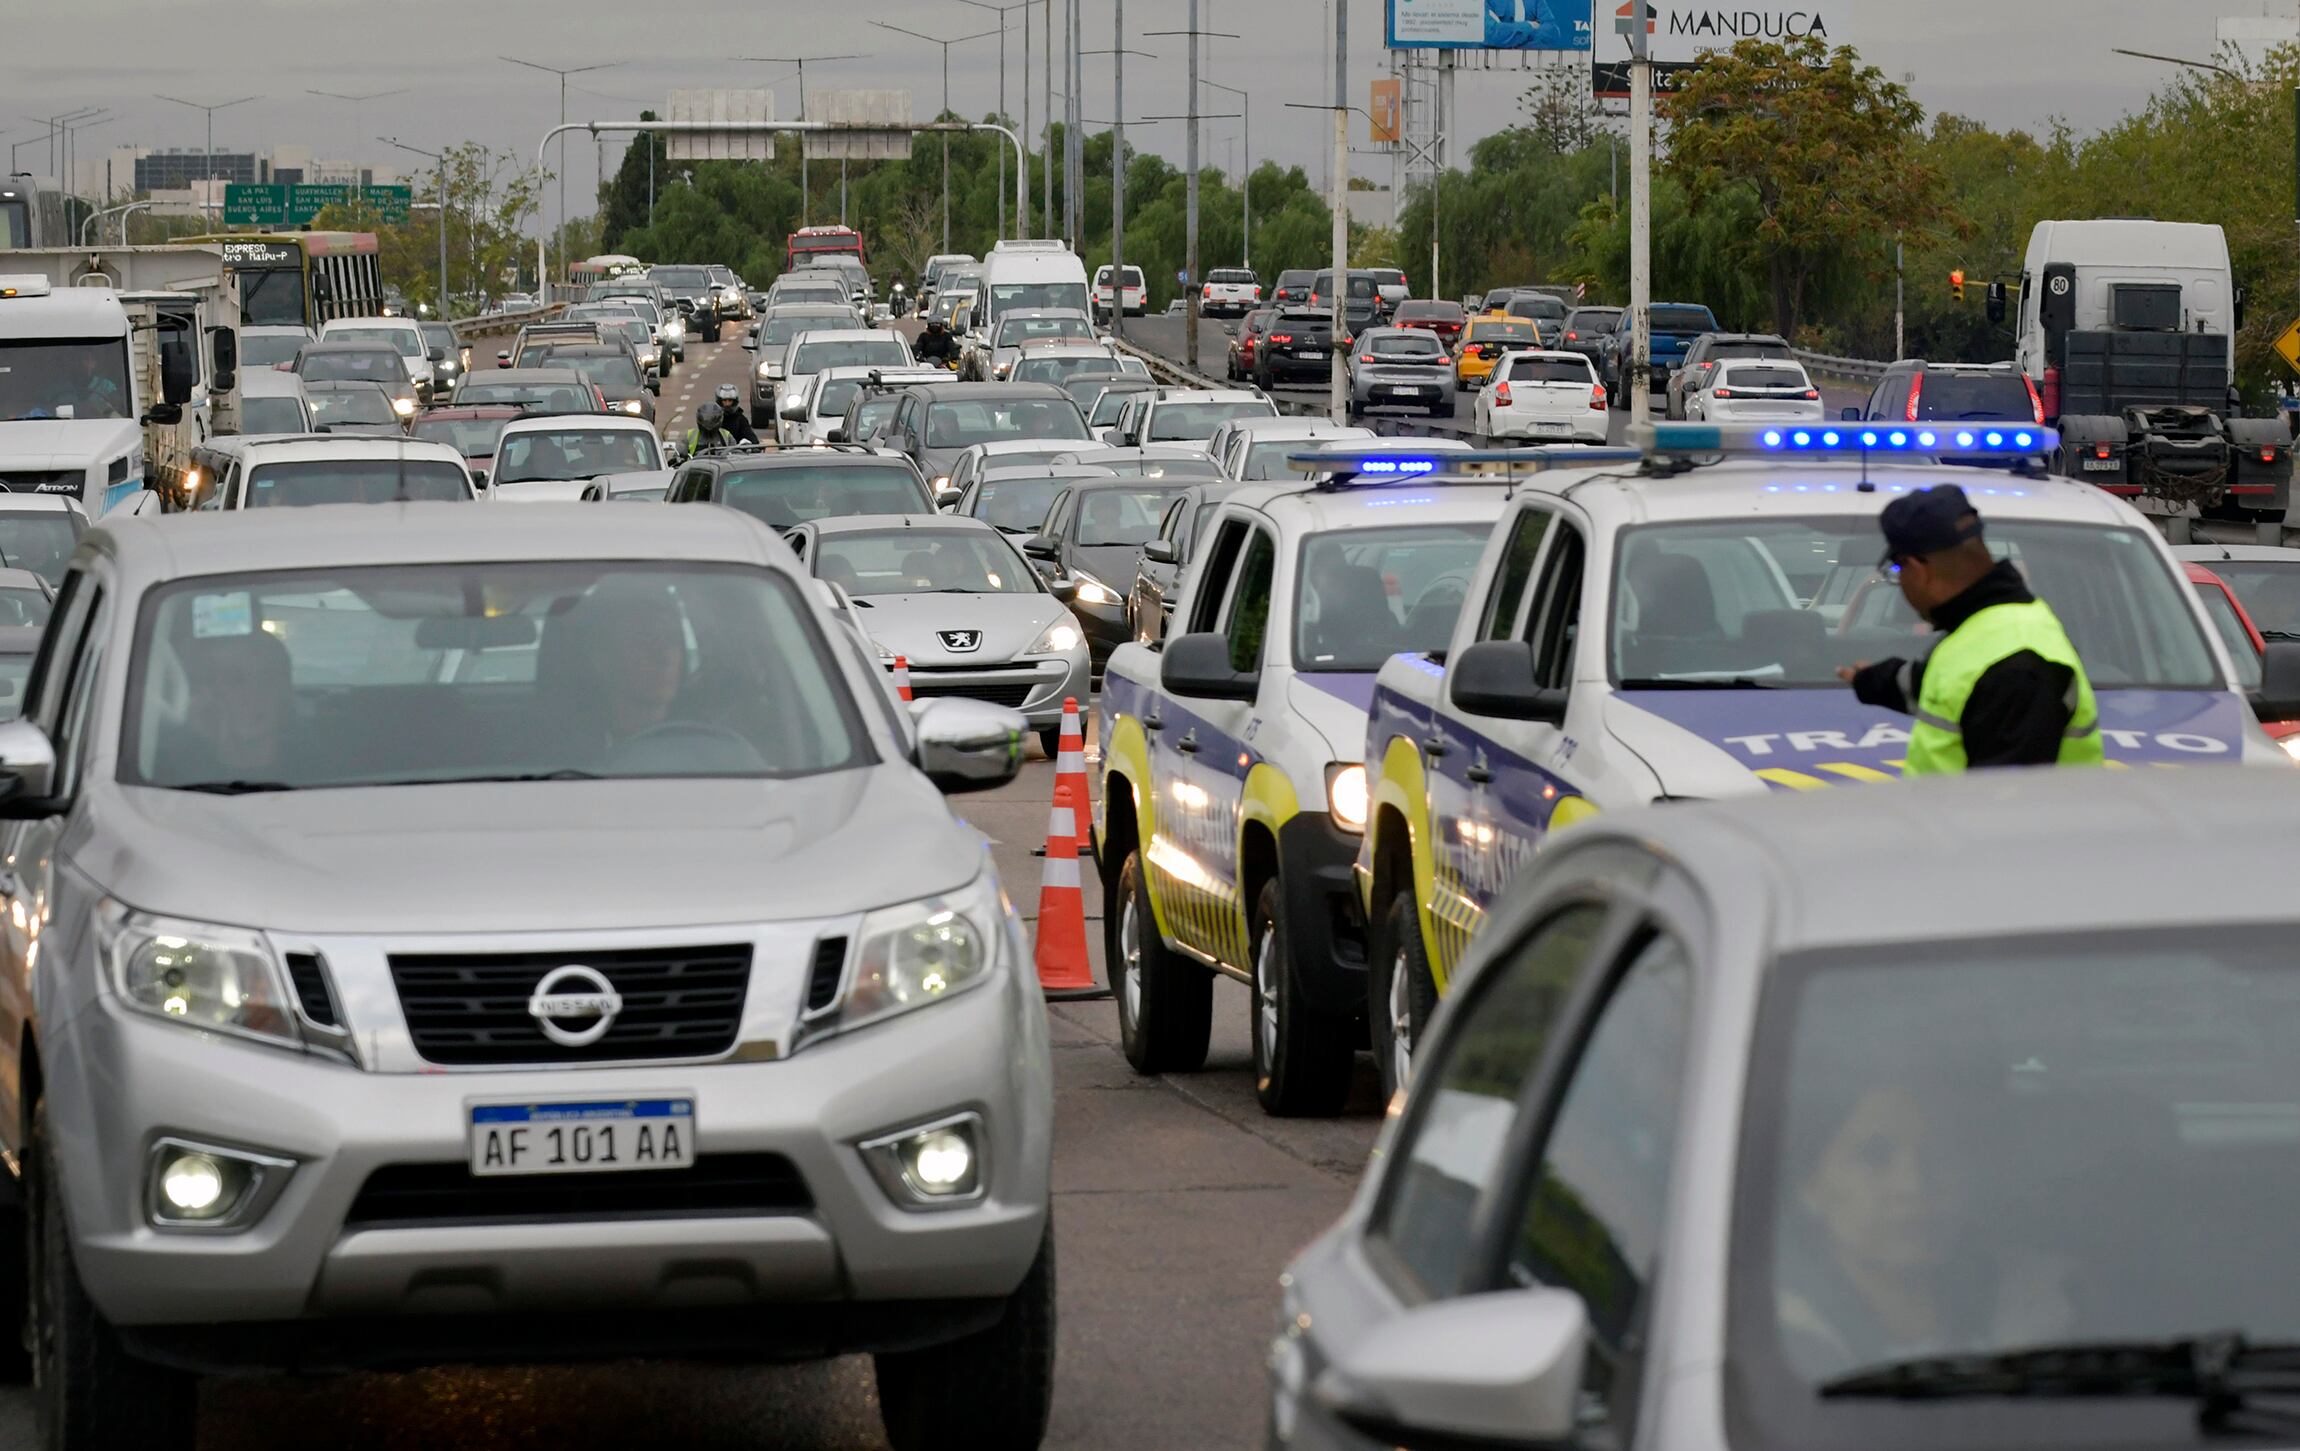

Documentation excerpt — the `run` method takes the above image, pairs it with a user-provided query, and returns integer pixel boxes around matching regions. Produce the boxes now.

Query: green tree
[1665,36,1958,336]
[310,143,541,313]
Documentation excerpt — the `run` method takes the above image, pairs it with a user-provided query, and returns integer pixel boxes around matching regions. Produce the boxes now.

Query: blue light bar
[1634,420,2057,460]
[1286,444,1643,482]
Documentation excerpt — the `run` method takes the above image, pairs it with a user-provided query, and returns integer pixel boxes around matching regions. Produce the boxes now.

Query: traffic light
[1951,268,1967,303]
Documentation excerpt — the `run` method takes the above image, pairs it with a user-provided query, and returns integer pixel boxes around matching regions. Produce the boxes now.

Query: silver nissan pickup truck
[0,501,1052,1451]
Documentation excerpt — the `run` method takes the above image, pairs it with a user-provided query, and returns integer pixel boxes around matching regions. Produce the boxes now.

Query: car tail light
[1713,388,1735,399]
[1360,354,1375,363]
[2264,446,2282,464]
[1270,333,1293,344]
[2023,374,2045,424]
[1803,388,1820,400]
[1903,372,1924,422]
[1590,384,1607,410]
[1493,382,1513,406]
[2093,443,2113,460]
[2043,365,2061,420]
[1565,330,1579,341]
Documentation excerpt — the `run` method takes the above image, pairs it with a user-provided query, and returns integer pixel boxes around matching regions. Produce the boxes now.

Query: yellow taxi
[1453,313,1544,389]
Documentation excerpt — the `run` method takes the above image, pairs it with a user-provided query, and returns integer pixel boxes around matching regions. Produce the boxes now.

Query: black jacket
[720,408,759,445]
[1849,559,2077,768]
[915,329,961,364]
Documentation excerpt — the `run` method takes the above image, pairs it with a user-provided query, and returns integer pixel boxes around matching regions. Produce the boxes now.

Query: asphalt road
[0,340,1385,1449]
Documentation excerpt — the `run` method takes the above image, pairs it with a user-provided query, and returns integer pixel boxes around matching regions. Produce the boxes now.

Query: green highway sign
[221,182,413,228]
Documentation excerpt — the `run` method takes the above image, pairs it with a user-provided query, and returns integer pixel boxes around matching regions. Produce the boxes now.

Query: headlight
[1073,574,1121,607]
[1027,618,1084,654]
[391,396,417,417]
[621,399,645,415]
[1326,763,1369,832]
[99,902,302,1049]
[757,360,774,379]
[839,877,1001,1033]
[2278,733,2300,763]
[664,320,685,340]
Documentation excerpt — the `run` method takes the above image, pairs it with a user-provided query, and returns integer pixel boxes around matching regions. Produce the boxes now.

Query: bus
[186,231,385,330]
[787,225,864,271]
[0,176,75,249]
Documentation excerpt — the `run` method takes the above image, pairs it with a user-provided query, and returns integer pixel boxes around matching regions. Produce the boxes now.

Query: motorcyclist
[914,316,962,368]
[714,383,759,445]
[683,402,736,459]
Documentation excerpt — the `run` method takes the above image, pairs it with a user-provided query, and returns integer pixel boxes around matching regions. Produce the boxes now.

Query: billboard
[1387,0,1592,50]
[804,91,914,161]
[1370,79,1402,143]
[666,90,775,162]
[1591,0,1832,96]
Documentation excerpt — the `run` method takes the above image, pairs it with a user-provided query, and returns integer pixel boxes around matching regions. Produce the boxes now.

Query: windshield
[1013,354,1112,386]
[1650,305,1717,331]
[815,530,1040,596]
[992,285,1091,322]
[1089,454,1224,479]
[925,399,1090,448]
[411,417,511,459]
[533,353,641,391]
[1732,927,2300,1449]
[1468,320,1538,346]
[0,338,133,422]
[0,587,48,630]
[762,313,846,347]
[495,429,659,482]
[239,396,309,435]
[792,339,908,375]
[1296,525,1487,671]
[968,476,1073,533]
[239,332,306,367]
[0,515,79,584]
[1073,486,1185,546]
[454,383,594,412]
[650,267,710,292]
[306,387,398,426]
[1506,294,1567,321]
[301,350,404,386]
[0,650,29,716]
[329,326,420,358]
[814,376,868,419]
[237,267,306,328]
[1146,399,1273,442]
[241,460,469,507]
[1369,334,1444,359]
[1611,518,2222,689]
[1912,373,2035,421]
[1719,364,1812,390]
[719,465,930,527]
[849,396,902,440]
[1090,390,1146,426]
[1241,438,1351,480]
[997,316,1092,347]
[1504,358,1594,384]
[2199,559,2300,637]
[2194,581,2263,689]
[0,200,27,248]
[124,562,865,790]
[422,325,457,354]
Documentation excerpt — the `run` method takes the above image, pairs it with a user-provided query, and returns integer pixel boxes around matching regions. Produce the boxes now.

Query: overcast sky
[11,0,2280,228]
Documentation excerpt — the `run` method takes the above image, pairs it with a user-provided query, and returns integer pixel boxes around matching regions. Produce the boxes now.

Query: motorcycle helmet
[698,403,724,430]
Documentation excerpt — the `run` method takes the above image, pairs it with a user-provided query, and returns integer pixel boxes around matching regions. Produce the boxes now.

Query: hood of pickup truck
[1287,672,1377,761]
[95,765,982,935]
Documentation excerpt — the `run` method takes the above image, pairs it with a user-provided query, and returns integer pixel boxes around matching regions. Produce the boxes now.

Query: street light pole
[501,57,616,296]
[305,88,404,200]
[960,0,1031,238]
[1043,0,1055,235]
[1333,0,1349,422]
[157,96,253,223]
[1628,0,1653,429]
[873,22,999,255]
[743,54,866,226]
[381,137,448,315]
[1201,79,1250,267]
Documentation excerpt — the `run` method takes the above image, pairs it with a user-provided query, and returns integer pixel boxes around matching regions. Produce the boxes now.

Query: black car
[1558,306,1622,370]
[1307,271,1384,338]
[1127,481,1246,645]
[1022,476,1191,669]
[1666,332,1793,420]
[1851,359,2041,425]
[662,446,936,527]
[949,464,1118,536]
[647,265,726,342]
[1256,309,1335,388]
[1272,269,1315,309]
[517,343,657,419]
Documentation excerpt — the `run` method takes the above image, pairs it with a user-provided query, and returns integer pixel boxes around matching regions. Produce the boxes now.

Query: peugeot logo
[528,965,624,1047]
[938,629,983,652]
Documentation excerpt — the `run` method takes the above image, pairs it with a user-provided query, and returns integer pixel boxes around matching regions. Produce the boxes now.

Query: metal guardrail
[447,303,565,344]
[1792,347,1891,385]
[1105,333,1228,391]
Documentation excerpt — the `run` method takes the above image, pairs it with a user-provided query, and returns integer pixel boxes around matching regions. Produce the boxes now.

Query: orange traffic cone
[1035,781,1105,1000]
[890,654,914,701]
[1053,696,1092,860]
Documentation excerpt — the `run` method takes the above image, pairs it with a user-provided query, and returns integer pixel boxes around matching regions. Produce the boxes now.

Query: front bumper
[1276,812,1370,1020]
[902,650,1092,725]
[48,948,1051,1344]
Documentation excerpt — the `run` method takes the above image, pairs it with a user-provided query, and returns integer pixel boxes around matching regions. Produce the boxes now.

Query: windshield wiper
[401,769,606,785]
[169,779,297,795]
[2260,629,2300,642]
[1615,675,1790,690]
[1821,1335,2300,1426]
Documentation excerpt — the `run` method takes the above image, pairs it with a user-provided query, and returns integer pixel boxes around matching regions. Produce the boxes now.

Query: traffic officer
[714,384,759,445]
[1839,484,2103,773]
[684,402,736,458]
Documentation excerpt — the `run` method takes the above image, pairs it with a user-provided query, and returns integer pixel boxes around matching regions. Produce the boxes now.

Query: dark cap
[1878,484,1983,568]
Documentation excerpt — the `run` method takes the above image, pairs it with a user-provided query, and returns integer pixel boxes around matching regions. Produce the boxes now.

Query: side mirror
[1049,578,1078,603]
[827,427,849,444]
[935,488,964,511]
[141,402,184,426]
[1840,406,1862,421]
[910,697,1025,793]
[1101,428,1129,448]
[2252,639,2300,720]
[428,346,448,363]
[1986,280,2008,325]
[207,325,238,382]
[1448,641,1567,723]
[1143,538,1179,565]
[0,719,61,817]
[212,370,237,395]
[647,376,661,395]
[471,468,488,489]
[743,332,758,351]
[1021,534,1060,560]
[1312,1288,1588,1451]
[160,342,196,406]
[780,400,808,422]
[1160,631,1258,701]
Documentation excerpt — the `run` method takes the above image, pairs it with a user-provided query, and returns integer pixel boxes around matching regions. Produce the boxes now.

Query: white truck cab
[1093,443,1517,1116]
[0,279,165,514]
[1359,422,2294,1093]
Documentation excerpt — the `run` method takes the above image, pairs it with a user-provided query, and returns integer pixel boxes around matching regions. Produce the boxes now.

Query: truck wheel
[1369,892,1437,1105]
[1251,880,1356,1117]
[875,1221,1055,1451]
[30,1096,194,1449]
[1110,849,1213,1074]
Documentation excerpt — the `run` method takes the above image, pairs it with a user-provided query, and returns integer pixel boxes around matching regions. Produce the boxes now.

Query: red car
[1391,298,1466,346]
[2184,561,2300,756]
[1228,308,1276,382]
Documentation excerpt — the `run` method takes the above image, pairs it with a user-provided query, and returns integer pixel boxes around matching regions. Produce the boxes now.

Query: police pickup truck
[1359,422,2300,1094]
[1093,445,1522,1115]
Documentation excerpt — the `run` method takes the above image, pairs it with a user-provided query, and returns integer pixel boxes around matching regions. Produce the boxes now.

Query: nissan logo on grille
[527,965,624,1047]
[938,629,983,652]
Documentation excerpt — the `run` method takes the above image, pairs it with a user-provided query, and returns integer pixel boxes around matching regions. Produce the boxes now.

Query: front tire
[1369,892,1437,1105]
[30,1097,194,1449]
[1251,880,1356,1117]
[875,1223,1055,1451]
[1110,849,1213,1074]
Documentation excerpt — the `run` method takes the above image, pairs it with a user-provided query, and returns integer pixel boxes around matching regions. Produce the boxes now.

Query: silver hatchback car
[0,503,1053,1450]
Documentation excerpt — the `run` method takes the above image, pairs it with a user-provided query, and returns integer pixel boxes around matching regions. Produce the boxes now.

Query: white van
[978,242,1091,340]
[1093,264,1148,320]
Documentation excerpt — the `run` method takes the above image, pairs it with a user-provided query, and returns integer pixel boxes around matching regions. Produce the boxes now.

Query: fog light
[860,1112,986,1208]
[160,1152,225,1213]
